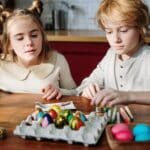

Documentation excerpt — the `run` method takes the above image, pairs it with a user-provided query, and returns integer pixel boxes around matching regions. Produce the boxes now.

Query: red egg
[111,123,129,135]
[115,130,133,142]
[49,109,57,120]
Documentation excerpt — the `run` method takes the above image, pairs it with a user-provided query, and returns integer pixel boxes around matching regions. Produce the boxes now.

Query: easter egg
[49,109,57,120]
[133,123,150,136]
[75,111,87,122]
[111,123,129,135]
[115,130,133,142]
[79,113,87,122]
[55,115,66,128]
[41,114,53,128]
[69,117,84,130]
[135,133,150,142]
[51,105,61,115]
[60,109,72,121]
[67,113,74,122]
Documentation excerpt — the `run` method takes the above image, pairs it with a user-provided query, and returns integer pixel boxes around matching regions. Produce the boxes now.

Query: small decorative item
[0,126,7,139]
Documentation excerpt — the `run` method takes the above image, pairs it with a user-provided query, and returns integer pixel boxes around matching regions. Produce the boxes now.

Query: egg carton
[13,112,109,146]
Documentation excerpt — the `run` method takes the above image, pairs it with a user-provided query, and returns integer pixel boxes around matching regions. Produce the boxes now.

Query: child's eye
[16,37,23,41]
[105,30,112,34]
[120,29,128,33]
[31,34,38,38]
[120,28,129,33]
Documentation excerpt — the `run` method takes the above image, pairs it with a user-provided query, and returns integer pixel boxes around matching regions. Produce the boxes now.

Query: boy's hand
[42,84,62,101]
[91,88,130,106]
[81,83,101,99]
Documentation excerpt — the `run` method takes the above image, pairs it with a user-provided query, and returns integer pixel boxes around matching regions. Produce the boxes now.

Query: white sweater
[77,45,150,93]
[0,51,76,95]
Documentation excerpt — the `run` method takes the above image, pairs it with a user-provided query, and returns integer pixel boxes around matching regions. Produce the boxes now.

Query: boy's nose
[114,33,121,43]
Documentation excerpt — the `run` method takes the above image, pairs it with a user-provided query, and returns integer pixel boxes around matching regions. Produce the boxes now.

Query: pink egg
[115,130,133,142]
[111,123,129,135]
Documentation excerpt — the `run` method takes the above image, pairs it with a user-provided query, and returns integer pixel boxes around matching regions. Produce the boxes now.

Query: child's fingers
[42,89,54,99]
[82,88,93,99]
[42,84,52,93]
[46,90,58,100]
[89,84,97,97]
[56,92,62,100]
[94,83,101,92]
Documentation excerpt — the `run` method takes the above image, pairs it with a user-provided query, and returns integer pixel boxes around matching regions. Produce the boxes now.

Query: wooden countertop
[46,30,107,42]
[0,92,150,149]
[46,30,150,43]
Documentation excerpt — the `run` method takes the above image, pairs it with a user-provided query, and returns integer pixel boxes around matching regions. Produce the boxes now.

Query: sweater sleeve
[55,52,77,95]
[76,49,112,94]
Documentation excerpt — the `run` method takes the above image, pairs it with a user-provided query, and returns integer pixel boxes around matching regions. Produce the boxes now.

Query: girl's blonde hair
[97,0,150,41]
[1,9,50,61]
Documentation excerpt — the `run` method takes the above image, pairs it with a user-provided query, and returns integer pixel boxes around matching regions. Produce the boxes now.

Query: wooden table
[0,92,150,150]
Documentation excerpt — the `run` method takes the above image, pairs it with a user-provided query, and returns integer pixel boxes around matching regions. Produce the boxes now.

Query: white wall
[13,0,150,30]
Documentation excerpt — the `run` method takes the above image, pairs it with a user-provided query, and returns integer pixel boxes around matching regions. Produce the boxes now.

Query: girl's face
[104,21,141,60]
[8,17,43,67]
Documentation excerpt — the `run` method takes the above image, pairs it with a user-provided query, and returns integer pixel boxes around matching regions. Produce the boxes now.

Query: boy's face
[8,17,43,67]
[104,21,141,60]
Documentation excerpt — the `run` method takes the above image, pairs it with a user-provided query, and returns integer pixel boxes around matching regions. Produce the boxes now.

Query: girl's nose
[25,37,33,46]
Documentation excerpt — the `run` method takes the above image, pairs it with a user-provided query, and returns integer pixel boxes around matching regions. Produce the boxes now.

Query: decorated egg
[115,130,133,142]
[111,123,129,135]
[75,111,87,122]
[133,123,150,136]
[55,115,66,128]
[69,117,84,130]
[79,113,87,122]
[135,133,150,142]
[49,109,57,120]
[51,105,61,115]
[67,113,74,122]
[60,109,72,121]
[41,114,53,128]
[37,111,45,124]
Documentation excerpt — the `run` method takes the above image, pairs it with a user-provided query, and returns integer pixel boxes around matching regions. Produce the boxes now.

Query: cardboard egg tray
[13,112,109,146]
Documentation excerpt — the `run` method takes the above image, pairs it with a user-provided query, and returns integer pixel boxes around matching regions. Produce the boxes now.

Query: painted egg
[135,133,150,142]
[55,115,66,128]
[60,109,72,121]
[67,113,74,122]
[49,109,57,120]
[111,123,129,135]
[69,117,84,130]
[115,130,133,142]
[79,113,87,122]
[51,105,61,115]
[133,123,150,136]
[41,114,53,128]
[75,111,87,122]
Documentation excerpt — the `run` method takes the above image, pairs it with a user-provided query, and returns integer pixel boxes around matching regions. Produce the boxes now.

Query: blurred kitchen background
[1,0,150,31]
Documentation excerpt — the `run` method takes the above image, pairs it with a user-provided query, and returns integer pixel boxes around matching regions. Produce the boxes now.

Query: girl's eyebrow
[14,29,39,37]
[30,29,39,33]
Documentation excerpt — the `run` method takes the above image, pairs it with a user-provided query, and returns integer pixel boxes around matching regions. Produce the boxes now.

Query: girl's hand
[91,88,130,107]
[42,84,62,100]
[81,83,101,99]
